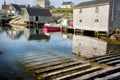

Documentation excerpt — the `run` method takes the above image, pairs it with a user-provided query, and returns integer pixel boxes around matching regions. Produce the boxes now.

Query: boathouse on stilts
[23,7,53,28]
[73,0,120,36]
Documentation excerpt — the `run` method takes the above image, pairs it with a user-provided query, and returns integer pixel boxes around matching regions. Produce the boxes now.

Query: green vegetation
[53,13,72,23]
[46,8,73,23]
[46,8,73,14]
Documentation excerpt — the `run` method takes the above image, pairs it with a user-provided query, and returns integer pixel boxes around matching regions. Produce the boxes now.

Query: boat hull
[43,25,60,33]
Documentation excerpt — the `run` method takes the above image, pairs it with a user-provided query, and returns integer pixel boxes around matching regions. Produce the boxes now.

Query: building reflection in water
[6,29,22,40]
[72,35,107,58]
[62,33,73,41]
[0,25,22,40]
[0,26,12,32]
[24,28,50,42]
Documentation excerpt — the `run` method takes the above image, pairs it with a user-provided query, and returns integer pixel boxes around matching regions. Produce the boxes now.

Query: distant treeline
[46,8,73,14]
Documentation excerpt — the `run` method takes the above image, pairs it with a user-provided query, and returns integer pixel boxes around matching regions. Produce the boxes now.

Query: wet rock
[0,51,3,54]
[109,34,120,41]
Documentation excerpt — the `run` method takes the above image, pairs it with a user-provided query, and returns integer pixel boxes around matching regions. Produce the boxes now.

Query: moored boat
[42,24,60,33]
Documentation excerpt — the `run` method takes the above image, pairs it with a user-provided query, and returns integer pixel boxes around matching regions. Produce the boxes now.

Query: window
[10,6,12,9]
[79,20,82,22]
[35,16,39,21]
[95,19,99,23]
[79,9,82,13]
[95,7,99,13]
[11,10,15,14]
[7,10,10,13]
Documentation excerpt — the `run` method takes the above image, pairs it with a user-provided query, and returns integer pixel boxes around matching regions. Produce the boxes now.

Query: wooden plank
[91,53,120,62]
[87,53,113,60]
[16,50,53,61]
[25,57,67,67]
[116,63,120,67]
[98,56,120,63]
[43,63,90,78]
[19,53,56,62]
[21,55,63,65]
[78,67,120,80]
[30,59,73,71]
[106,60,120,65]
[35,61,83,75]
[54,66,101,80]
[96,72,120,80]
[87,52,119,60]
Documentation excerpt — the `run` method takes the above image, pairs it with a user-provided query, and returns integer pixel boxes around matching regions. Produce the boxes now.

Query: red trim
[42,25,60,33]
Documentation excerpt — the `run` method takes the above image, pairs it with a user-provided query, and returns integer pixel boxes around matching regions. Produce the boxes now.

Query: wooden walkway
[55,66,101,80]
[35,61,83,75]
[96,72,120,80]
[29,59,73,71]
[12,47,120,80]
[77,67,120,80]
[86,52,120,66]
[44,63,90,78]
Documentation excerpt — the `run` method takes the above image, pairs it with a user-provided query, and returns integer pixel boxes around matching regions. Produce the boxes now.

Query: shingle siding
[110,0,120,31]
[74,0,109,8]
[26,8,51,16]
[74,4,110,32]
[24,8,53,23]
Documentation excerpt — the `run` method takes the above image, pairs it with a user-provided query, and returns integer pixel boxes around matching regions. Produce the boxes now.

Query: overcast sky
[0,0,90,8]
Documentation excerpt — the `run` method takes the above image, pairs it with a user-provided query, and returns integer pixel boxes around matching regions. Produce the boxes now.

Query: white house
[36,0,50,8]
[61,2,74,8]
[7,4,22,16]
[73,0,120,34]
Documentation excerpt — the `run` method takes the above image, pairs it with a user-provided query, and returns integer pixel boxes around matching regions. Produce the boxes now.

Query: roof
[62,2,73,5]
[32,4,42,8]
[2,4,8,9]
[11,4,22,11]
[18,5,26,8]
[27,34,50,41]
[2,0,8,9]
[74,0,110,8]
[26,8,52,16]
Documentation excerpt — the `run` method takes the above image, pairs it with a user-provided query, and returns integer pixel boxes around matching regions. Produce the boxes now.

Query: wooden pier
[11,46,120,80]
[61,26,120,37]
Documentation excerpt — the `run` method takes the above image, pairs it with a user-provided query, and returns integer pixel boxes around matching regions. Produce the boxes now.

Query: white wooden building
[36,0,50,8]
[61,2,74,8]
[7,4,22,16]
[73,0,120,34]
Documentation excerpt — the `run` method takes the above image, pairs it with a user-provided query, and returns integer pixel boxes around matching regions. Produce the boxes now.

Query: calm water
[0,25,120,79]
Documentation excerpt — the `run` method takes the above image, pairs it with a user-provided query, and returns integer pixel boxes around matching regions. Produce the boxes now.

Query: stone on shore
[109,34,120,41]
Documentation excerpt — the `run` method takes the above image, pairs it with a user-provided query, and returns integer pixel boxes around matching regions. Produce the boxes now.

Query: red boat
[42,25,60,33]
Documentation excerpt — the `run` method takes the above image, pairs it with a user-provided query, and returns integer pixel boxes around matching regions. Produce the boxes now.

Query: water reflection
[1,25,120,79]
[6,29,22,40]
[0,26,71,80]
[72,35,108,58]
[0,26,11,32]
[0,26,22,39]
[24,28,50,41]
[62,33,73,41]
